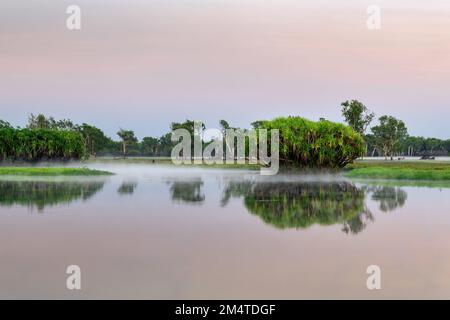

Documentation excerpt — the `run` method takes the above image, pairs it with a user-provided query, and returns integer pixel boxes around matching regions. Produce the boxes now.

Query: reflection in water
[168,178,205,204]
[162,176,410,234]
[222,181,371,233]
[0,179,105,212]
[117,181,138,195]
[222,180,408,234]
[369,186,408,212]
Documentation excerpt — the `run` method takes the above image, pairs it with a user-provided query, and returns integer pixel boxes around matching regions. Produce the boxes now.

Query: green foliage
[345,166,450,180]
[141,136,159,156]
[171,120,205,135]
[393,136,450,157]
[259,116,365,168]
[346,160,450,181]
[0,167,112,176]
[117,129,138,157]
[27,113,75,130]
[77,123,112,156]
[371,115,408,158]
[0,128,86,161]
[341,100,375,135]
[0,120,12,129]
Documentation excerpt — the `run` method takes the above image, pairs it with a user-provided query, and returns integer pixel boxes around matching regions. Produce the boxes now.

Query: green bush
[259,117,365,168]
[0,128,86,161]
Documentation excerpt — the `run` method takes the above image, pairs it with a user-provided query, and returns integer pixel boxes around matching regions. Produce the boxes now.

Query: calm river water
[1,164,450,299]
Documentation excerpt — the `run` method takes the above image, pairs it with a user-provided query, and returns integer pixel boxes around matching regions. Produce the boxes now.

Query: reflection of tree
[341,210,374,235]
[0,180,105,212]
[222,181,371,233]
[117,182,138,195]
[369,186,407,212]
[169,179,205,203]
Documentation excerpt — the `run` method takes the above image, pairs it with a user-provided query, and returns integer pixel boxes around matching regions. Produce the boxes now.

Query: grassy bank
[0,167,113,176]
[87,157,260,170]
[345,161,450,180]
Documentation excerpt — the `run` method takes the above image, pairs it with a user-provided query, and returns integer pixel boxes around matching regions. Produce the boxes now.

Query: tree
[27,114,52,130]
[27,114,75,130]
[157,133,174,156]
[78,123,111,157]
[117,129,137,158]
[0,120,12,129]
[371,115,408,160]
[171,120,205,157]
[219,119,235,156]
[219,120,230,133]
[341,100,375,135]
[141,137,159,156]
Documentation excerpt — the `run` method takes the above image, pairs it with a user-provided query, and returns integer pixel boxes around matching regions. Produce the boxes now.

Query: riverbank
[344,160,450,180]
[2,158,450,180]
[0,167,113,176]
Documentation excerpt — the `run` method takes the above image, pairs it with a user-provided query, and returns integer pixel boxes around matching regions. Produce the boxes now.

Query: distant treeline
[366,135,450,157]
[0,115,174,160]
[0,107,449,162]
[0,115,365,167]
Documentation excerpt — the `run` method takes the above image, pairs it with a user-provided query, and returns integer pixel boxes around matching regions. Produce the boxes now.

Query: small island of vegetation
[0,167,112,176]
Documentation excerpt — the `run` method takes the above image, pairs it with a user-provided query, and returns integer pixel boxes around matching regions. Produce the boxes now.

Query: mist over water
[1,163,450,298]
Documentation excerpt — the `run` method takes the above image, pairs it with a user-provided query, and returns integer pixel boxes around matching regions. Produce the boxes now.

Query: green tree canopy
[341,100,375,135]
[117,129,138,158]
[141,136,159,156]
[0,120,12,129]
[78,123,112,156]
[371,115,408,159]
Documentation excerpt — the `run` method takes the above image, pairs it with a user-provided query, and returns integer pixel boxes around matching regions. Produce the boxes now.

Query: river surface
[1,164,450,299]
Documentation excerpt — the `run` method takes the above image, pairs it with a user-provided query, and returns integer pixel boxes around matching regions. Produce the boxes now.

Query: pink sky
[1,0,450,138]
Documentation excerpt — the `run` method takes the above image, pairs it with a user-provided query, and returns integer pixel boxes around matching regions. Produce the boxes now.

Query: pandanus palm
[259,116,364,168]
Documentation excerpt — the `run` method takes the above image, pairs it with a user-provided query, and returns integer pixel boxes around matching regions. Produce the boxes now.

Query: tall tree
[27,114,75,130]
[141,137,159,156]
[27,114,52,129]
[117,129,137,158]
[78,123,111,157]
[341,100,375,135]
[171,120,205,157]
[0,120,12,129]
[371,115,408,160]
[157,133,174,157]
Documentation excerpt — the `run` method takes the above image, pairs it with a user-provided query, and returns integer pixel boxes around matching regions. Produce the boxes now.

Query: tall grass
[0,167,112,176]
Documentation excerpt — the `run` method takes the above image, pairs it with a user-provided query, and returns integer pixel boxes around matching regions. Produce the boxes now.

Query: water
[1,164,450,299]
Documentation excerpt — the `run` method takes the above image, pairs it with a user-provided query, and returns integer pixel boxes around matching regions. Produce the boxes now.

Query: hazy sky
[1,0,450,139]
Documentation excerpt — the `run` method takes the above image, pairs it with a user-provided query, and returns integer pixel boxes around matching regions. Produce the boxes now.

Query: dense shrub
[259,117,365,168]
[0,128,86,161]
